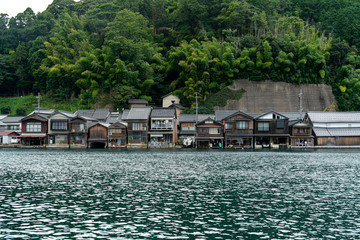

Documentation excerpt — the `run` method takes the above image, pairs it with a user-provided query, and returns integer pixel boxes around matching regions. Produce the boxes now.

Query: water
[1,149,360,239]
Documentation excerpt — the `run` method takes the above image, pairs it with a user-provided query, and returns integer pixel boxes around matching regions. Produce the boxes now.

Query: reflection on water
[1,149,360,239]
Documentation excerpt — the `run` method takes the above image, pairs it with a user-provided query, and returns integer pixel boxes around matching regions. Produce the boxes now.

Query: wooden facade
[223,111,254,148]
[195,118,224,148]
[47,112,72,148]
[88,123,109,148]
[69,116,91,148]
[108,122,127,148]
[254,111,290,149]
[290,122,314,147]
[20,113,48,147]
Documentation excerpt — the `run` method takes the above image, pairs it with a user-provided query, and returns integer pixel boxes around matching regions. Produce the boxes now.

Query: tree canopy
[1,0,360,110]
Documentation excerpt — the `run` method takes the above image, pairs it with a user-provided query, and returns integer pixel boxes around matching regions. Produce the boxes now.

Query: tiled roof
[1,116,25,123]
[215,110,238,121]
[124,107,152,120]
[106,112,122,123]
[280,112,306,121]
[178,114,215,123]
[222,111,254,120]
[121,110,130,120]
[76,110,95,118]
[151,108,175,118]
[0,131,19,136]
[92,109,110,120]
[58,111,76,118]
[313,127,360,137]
[169,103,185,110]
[0,115,7,120]
[307,112,360,123]
[128,99,148,104]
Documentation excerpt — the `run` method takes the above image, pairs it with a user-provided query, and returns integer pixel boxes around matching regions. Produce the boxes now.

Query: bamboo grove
[1,0,360,111]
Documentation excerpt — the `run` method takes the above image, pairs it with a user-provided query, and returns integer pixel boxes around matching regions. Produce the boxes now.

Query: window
[205,120,213,124]
[51,120,68,131]
[276,120,285,129]
[236,121,249,129]
[110,129,122,134]
[258,122,269,131]
[133,123,144,131]
[182,126,195,131]
[209,127,220,134]
[26,122,42,132]
[225,123,232,130]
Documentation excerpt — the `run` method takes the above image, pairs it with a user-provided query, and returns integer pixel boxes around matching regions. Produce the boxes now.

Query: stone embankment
[215,79,336,112]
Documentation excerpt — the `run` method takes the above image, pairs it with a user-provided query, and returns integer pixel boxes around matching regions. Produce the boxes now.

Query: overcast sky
[1,0,73,17]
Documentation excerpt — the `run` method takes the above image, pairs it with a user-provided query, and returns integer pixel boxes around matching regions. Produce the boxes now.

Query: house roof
[196,117,222,126]
[313,127,360,137]
[1,116,25,123]
[121,110,130,120]
[151,108,176,118]
[88,122,110,129]
[76,110,95,118]
[22,113,49,122]
[215,110,238,121]
[280,112,306,121]
[128,99,148,104]
[0,115,7,120]
[169,103,185,110]
[92,109,110,120]
[178,114,215,123]
[255,110,289,119]
[106,112,122,124]
[50,111,76,119]
[123,107,152,120]
[0,131,19,136]
[109,121,128,128]
[307,112,360,123]
[161,92,178,98]
[222,111,254,121]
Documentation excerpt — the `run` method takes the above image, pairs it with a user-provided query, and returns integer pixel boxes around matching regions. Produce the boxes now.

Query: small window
[276,120,285,129]
[209,128,220,134]
[225,123,232,130]
[258,122,269,131]
[236,121,249,129]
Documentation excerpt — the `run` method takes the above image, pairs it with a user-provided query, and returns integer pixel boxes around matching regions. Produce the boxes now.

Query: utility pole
[36,92,42,112]
[299,89,303,121]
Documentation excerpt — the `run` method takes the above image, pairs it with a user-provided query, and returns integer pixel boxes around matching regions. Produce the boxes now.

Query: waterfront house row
[2,104,360,148]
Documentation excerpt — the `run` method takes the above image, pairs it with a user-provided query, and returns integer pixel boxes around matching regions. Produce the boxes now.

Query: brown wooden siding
[21,119,47,133]
[89,125,107,139]
[317,136,360,146]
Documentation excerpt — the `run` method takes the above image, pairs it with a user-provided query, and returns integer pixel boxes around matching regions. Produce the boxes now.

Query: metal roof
[307,112,360,123]
[178,114,215,123]
[150,108,175,118]
[124,107,152,120]
[313,127,360,137]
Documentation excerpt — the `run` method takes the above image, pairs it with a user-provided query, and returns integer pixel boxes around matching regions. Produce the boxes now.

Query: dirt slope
[215,79,336,112]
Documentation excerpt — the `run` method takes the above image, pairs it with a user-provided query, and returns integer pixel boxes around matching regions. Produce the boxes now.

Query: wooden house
[0,116,24,132]
[123,107,152,148]
[305,112,360,146]
[253,111,290,149]
[148,108,177,148]
[47,111,75,148]
[88,122,110,148]
[178,114,214,147]
[222,111,254,148]
[108,121,127,148]
[290,121,314,147]
[195,117,224,148]
[69,116,96,148]
[20,113,49,147]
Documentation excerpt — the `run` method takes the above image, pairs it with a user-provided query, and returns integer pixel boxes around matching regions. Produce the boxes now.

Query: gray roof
[0,115,7,120]
[215,110,238,121]
[313,127,360,137]
[106,112,122,124]
[76,110,95,118]
[124,107,152,120]
[92,109,110,120]
[178,114,215,123]
[169,103,185,110]
[58,111,76,118]
[121,110,130,120]
[307,112,360,123]
[128,99,148,104]
[1,116,25,123]
[151,108,175,118]
[280,112,306,121]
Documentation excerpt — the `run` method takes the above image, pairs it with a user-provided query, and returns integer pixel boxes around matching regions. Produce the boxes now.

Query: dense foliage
[1,0,360,110]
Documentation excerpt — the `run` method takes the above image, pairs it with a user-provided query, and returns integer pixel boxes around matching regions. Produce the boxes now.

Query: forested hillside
[1,0,360,111]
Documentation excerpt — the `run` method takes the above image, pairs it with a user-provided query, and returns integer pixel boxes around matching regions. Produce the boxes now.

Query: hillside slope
[215,80,336,113]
